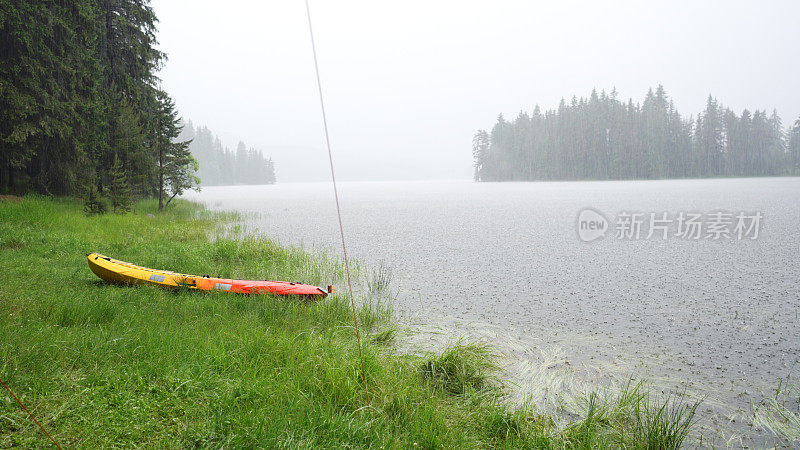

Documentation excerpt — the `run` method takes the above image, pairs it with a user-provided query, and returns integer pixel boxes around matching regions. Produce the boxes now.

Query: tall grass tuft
[370,327,396,346]
[630,392,698,449]
[752,374,800,444]
[420,341,497,397]
[563,381,699,449]
[367,261,393,296]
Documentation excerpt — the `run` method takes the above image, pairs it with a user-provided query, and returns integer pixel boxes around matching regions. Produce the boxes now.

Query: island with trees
[473,86,800,182]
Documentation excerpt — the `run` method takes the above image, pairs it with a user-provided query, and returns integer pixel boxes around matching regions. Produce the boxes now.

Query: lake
[186,177,800,444]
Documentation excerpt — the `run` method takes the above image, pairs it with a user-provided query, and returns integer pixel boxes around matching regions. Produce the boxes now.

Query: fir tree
[153,90,198,210]
[83,174,107,215]
[1,1,196,201]
[109,154,131,213]
[789,117,800,174]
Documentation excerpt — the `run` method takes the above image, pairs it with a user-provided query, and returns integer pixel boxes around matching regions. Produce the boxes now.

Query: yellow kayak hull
[87,253,328,298]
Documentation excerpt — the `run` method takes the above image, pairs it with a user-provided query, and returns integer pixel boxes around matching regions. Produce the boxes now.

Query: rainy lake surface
[186,177,800,445]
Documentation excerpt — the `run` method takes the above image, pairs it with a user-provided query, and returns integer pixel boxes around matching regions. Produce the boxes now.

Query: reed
[751,375,800,444]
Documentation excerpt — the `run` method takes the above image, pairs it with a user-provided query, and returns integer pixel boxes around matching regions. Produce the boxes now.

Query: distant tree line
[473,86,800,181]
[1,0,197,210]
[180,122,276,186]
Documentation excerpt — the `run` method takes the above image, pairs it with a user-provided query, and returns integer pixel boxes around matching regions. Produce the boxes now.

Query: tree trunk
[165,191,178,208]
[158,146,164,211]
[8,167,13,192]
[0,159,7,191]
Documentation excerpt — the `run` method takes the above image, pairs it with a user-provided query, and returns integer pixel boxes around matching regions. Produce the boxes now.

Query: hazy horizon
[153,0,800,182]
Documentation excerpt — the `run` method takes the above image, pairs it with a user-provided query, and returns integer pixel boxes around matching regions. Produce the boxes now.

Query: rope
[0,377,62,449]
[304,0,369,393]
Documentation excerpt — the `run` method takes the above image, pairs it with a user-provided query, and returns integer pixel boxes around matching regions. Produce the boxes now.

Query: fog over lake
[187,176,800,444]
[154,0,800,182]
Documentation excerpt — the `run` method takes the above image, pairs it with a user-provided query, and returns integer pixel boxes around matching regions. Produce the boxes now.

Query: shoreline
[0,196,794,447]
[187,177,800,447]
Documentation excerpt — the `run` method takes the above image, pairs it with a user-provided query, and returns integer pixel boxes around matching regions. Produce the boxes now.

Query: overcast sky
[152,0,800,182]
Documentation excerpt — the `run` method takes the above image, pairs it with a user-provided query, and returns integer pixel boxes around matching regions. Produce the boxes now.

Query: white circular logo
[577,208,608,242]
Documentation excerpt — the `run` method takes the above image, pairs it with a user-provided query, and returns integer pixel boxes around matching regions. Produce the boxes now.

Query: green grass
[420,342,497,397]
[0,196,699,448]
[562,383,698,449]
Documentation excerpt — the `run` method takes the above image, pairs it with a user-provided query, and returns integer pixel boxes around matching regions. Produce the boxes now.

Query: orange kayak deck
[87,253,328,299]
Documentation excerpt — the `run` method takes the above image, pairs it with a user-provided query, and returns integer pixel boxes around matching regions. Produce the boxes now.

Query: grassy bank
[1,197,697,448]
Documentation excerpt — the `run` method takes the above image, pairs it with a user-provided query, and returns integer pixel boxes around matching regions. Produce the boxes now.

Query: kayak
[87,253,329,299]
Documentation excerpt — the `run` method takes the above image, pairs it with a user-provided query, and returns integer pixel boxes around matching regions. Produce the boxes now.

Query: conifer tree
[83,174,107,215]
[265,157,276,184]
[153,90,198,210]
[472,130,490,181]
[790,117,800,174]
[109,154,131,213]
[1,1,198,200]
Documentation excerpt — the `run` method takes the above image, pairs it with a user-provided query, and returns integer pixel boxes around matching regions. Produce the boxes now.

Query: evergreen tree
[153,90,197,210]
[109,153,131,213]
[1,0,101,194]
[767,109,786,175]
[110,94,149,195]
[83,174,107,215]
[472,130,490,181]
[1,0,197,205]
[790,117,800,174]
[235,141,248,181]
[265,157,276,184]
